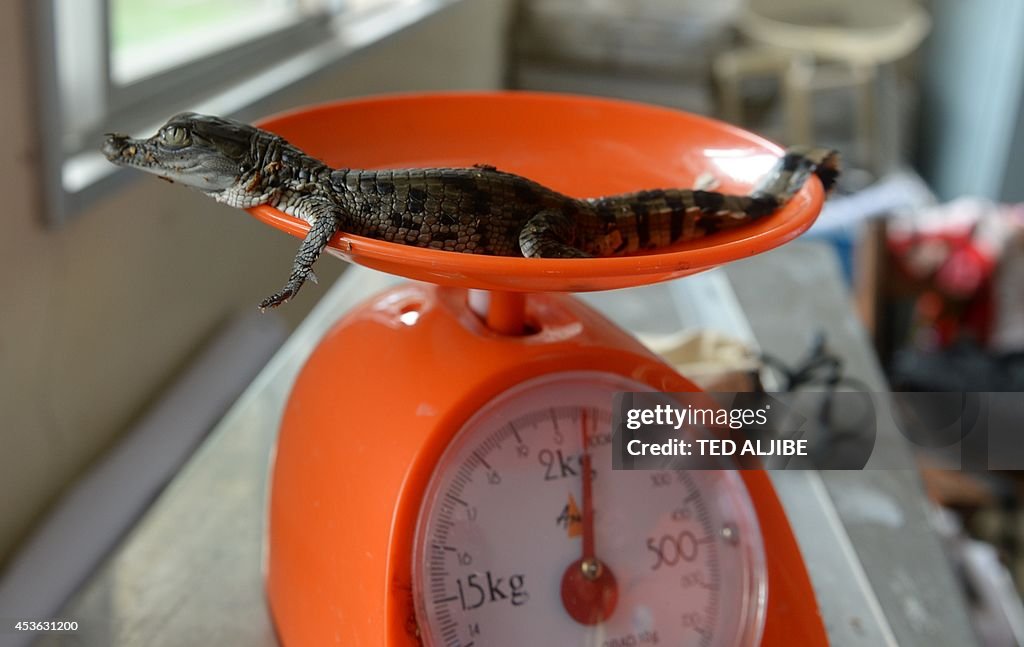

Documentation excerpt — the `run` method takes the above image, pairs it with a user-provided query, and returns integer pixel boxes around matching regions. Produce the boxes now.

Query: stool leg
[853,64,879,172]
[713,51,747,125]
[783,54,815,146]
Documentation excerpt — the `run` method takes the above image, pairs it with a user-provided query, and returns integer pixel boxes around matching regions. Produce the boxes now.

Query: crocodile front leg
[259,206,342,310]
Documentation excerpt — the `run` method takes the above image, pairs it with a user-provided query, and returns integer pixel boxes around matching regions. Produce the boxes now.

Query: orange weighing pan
[249,92,825,292]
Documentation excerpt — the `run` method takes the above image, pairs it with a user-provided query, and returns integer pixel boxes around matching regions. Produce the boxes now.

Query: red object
[258,94,828,646]
[886,202,1005,346]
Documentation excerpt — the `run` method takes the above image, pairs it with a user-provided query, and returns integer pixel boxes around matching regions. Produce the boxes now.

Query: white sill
[63,0,460,216]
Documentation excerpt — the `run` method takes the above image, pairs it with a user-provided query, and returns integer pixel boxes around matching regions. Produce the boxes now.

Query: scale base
[266,284,825,646]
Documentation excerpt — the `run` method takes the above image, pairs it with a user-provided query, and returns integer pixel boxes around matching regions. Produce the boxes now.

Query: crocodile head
[103,112,256,195]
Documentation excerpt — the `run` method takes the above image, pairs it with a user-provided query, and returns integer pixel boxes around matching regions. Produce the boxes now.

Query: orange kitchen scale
[250,93,829,646]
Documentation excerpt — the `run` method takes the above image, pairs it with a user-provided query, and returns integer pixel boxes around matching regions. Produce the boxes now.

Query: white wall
[0,0,511,566]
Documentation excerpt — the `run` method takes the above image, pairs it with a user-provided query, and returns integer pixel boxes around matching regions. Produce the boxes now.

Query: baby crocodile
[103,112,838,309]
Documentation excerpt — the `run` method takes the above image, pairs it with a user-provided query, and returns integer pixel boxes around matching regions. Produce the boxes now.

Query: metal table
[39,241,978,646]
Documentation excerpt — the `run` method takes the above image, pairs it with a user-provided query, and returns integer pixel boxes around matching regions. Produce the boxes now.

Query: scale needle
[560,409,618,625]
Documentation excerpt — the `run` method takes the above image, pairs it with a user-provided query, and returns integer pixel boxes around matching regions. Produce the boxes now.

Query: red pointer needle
[561,409,618,625]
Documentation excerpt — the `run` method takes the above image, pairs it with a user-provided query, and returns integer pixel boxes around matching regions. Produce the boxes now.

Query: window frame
[101,1,332,141]
[31,0,453,226]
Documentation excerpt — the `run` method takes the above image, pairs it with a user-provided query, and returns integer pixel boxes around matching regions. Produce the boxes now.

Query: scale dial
[413,372,766,646]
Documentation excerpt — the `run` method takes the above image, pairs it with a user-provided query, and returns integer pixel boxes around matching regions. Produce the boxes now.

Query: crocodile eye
[160,126,191,147]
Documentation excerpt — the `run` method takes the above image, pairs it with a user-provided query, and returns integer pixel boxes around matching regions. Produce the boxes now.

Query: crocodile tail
[752,147,840,205]
[586,147,840,254]
[688,147,840,233]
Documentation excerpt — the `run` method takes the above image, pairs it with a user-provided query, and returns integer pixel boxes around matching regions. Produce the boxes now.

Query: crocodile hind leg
[518,210,590,258]
[259,212,341,310]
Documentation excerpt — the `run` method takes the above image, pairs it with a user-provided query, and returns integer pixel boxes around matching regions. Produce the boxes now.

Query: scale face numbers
[412,372,767,647]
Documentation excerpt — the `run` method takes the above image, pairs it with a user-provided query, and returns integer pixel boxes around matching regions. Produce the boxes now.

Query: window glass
[109,0,310,83]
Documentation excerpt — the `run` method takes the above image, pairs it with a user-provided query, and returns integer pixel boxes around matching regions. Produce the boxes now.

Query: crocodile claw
[258,289,293,312]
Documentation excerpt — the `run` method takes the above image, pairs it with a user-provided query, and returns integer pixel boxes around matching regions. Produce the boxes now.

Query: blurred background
[2,0,1023,644]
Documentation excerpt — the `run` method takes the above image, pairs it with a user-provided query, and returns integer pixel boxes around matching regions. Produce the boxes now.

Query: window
[110,0,311,84]
[34,0,440,225]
